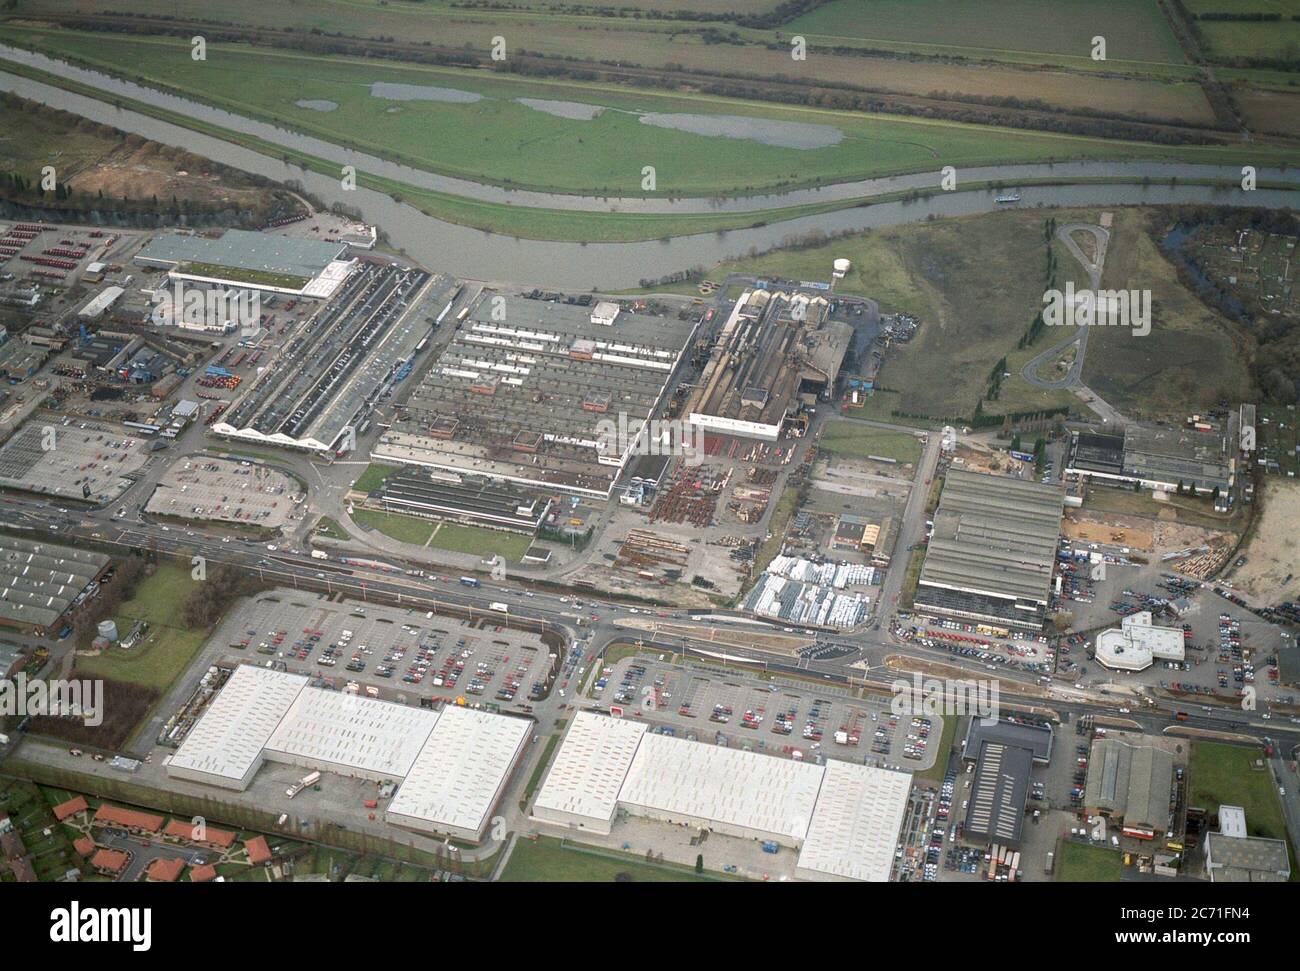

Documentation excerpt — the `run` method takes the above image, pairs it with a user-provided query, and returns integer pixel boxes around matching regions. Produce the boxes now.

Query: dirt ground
[1063,516,1154,551]
[1230,480,1300,604]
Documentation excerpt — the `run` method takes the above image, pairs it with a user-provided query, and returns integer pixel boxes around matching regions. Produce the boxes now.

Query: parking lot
[0,416,152,502]
[144,455,306,531]
[211,593,553,712]
[587,652,941,771]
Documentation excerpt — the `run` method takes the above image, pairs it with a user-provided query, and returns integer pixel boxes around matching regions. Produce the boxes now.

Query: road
[1022,222,1109,392]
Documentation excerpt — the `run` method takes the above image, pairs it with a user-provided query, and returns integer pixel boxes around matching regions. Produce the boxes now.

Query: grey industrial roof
[380,294,695,496]
[0,537,109,630]
[1122,424,1234,490]
[135,230,345,280]
[918,469,1064,604]
[962,719,1053,762]
[963,741,1032,847]
[1206,832,1291,881]
[685,288,849,434]
[1276,648,1300,687]
[1082,739,1174,832]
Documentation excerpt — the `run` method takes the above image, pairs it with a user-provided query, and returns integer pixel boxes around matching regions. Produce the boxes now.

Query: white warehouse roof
[796,760,912,882]
[265,689,438,779]
[532,711,648,830]
[168,666,308,786]
[386,705,530,839]
[617,732,825,843]
[169,667,529,839]
[532,713,914,879]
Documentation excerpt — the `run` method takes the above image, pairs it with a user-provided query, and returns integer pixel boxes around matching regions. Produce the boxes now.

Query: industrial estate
[0,4,1296,932]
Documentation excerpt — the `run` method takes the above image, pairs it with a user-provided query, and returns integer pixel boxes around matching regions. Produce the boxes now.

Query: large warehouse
[373,294,698,498]
[914,469,1065,632]
[134,229,352,298]
[1066,421,1235,495]
[531,711,912,881]
[0,537,110,635]
[167,666,529,842]
[213,263,431,453]
[684,288,853,442]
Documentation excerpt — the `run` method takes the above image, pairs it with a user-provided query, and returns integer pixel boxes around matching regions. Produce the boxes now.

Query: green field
[426,523,532,563]
[74,564,207,692]
[351,508,437,546]
[788,0,1186,65]
[1079,208,1256,419]
[3,27,1288,204]
[1055,840,1124,881]
[1189,741,1289,841]
[351,463,400,494]
[817,421,923,464]
[499,835,728,882]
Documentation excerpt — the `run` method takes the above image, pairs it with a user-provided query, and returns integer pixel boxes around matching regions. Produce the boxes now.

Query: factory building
[1066,420,1235,495]
[1082,739,1175,841]
[213,263,430,453]
[365,467,552,535]
[134,229,352,298]
[0,537,110,635]
[684,288,853,442]
[914,470,1065,632]
[374,294,697,498]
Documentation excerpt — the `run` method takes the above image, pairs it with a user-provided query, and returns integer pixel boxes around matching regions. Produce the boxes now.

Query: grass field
[74,564,207,692]
[817,421,923,464]
[426,522,532,563]
[350,508,436,546]
[1189,741,1289,841]
[1080,208,1256,419]
[1055,840,1124,881]
[499,835,726,882]
[2,27,1284,203]
[789,0,1186,65]
[351,463,400,494]
[313,516,349,541]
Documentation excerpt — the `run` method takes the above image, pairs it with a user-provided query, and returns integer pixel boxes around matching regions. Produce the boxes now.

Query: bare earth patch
[1230,480,1300,605]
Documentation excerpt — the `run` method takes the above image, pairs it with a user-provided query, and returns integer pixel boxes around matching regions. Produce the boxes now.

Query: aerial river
[2,44,1297,289]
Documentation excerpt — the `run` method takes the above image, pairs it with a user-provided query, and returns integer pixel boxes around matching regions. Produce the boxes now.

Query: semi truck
[310,550,329,560]
[489,602,509,613]
[285,770,321,799]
